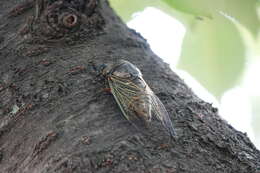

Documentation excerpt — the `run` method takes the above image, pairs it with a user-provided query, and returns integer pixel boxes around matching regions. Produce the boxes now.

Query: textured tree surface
[0,0,260,172]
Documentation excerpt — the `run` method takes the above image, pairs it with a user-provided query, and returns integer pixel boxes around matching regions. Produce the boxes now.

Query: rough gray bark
[0,0,260,172]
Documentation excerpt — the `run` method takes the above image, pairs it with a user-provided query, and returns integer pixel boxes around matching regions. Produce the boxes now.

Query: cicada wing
[108,78,134,121]
[108,76,152,128]
[149,89,176,137]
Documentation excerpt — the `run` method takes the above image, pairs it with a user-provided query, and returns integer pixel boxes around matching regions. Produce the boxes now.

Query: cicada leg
[96,82,111,96]
[102,77,112,93]
[103,88,112,93]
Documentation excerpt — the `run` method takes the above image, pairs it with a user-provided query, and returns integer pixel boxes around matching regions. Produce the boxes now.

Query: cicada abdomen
[101,60,176,138]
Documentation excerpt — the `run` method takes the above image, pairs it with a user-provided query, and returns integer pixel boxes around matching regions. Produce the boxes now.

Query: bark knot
[34,0,98,40]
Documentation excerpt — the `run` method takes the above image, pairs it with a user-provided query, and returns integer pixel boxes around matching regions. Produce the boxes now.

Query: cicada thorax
[103,60,142,78]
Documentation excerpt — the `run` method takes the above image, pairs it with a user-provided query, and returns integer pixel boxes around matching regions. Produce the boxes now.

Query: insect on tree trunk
[0,0,260,172]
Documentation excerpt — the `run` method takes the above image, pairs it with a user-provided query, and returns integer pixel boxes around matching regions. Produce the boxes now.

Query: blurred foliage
[178,15,245,98]
[109,0,194,27]
[162,0,260,37]
[109,0,259,98]
[109,0,161,22]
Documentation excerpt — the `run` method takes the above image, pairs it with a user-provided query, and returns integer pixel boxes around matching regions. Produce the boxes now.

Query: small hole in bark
[62,14,78,28]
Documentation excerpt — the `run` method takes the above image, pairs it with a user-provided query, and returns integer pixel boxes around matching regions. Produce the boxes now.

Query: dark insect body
[100,60,176,138]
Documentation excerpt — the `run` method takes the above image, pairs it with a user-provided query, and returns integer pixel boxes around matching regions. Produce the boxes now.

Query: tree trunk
[0,0,259,172]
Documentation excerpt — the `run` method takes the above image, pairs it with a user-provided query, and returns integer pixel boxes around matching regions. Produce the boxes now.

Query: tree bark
[0,0,260,172]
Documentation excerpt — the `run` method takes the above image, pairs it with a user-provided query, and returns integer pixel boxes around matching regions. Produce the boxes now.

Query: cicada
[99,60,176,138]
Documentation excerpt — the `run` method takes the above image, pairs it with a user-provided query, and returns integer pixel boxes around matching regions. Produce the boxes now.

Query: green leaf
[108,0,161,22]
[162,0,213,19]
[162,0,259,37]
[178,15,246,98]
[108,0,193,25]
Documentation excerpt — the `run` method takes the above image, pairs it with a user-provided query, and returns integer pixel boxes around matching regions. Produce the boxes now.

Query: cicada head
[98,64,111,77]
[95,63,112,78]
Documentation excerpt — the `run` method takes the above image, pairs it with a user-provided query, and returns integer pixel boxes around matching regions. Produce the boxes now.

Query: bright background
[109,0,260,149]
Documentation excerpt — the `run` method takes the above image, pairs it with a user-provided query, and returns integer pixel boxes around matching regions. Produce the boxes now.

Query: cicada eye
[96,64,108,75]
[100,64,116,76]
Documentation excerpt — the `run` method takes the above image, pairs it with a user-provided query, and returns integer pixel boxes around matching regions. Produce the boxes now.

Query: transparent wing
[108,75,152,127]
[149,88,177,138]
